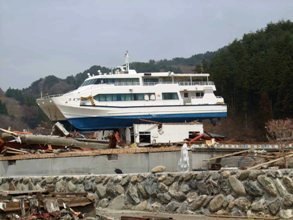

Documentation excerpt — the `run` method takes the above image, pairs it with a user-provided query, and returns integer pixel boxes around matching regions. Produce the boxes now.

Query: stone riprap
[0,169,293,218]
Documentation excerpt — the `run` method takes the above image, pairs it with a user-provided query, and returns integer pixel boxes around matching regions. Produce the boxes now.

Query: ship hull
[59,103,227,131]
[67,111,227,131]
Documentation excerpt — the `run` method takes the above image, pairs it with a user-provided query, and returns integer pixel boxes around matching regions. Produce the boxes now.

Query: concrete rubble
[0,189,95,219]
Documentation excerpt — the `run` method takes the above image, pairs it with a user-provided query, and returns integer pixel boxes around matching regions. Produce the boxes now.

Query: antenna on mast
[125,51,129,72]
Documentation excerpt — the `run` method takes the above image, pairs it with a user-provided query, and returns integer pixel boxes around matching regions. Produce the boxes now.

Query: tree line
[208,20,293,134]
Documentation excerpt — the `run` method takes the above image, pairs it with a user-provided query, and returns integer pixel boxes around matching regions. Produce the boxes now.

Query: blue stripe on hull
[66,112,227,131]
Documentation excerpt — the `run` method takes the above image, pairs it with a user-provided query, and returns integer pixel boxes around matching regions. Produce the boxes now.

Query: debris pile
[187,131,225,146]
[206,148,293,170]
[0,127,107,157]
[0,190,95,219]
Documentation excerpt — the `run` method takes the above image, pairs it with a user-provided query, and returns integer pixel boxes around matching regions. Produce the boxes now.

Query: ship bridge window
[162,93,179,100]
[94,93,155,102]
[80,79,97,87]
[196,92,204,97]
[94,78,139,85]
[143,78,159,85]
[115,78,139,85]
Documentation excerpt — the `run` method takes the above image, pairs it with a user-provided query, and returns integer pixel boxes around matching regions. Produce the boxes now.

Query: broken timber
[0,190,95,218]
[204,149,250,161]
[247,153,293,170]
[0,146,181,161]
[0,132,107,150]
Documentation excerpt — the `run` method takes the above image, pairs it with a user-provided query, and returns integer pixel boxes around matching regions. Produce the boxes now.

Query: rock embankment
[0,169,293,218]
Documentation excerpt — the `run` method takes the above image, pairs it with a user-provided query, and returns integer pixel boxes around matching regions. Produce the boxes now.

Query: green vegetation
[131,61,182,73]
[209,20,293,132]
[0,100,8,115]
[6,88,35,106]
[130,52,215,73]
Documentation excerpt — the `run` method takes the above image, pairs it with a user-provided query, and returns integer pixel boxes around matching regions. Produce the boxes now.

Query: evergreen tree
[0,100,8,115]
[209,20,293,136]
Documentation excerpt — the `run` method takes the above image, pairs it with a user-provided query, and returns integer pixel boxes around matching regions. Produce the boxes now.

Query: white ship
[37,54,227,131]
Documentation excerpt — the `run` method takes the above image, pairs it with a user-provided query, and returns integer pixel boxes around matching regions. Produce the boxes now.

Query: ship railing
[113,82,140,86]
[143,81,215,86]
[191,96,203,99]
[40,94,63,99]
[178,81,215,86]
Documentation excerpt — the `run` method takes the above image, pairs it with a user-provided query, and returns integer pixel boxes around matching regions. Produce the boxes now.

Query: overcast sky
[0,0,292,90]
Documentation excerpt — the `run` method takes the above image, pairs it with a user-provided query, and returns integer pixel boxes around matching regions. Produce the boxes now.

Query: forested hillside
[0,21,292,140]
[207,20,293,139]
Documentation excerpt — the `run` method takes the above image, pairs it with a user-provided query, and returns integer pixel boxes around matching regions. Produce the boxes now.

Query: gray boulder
[244,180,263,197]
[98,198,109,208]
[96,184,106,198]
[279,209,293,219]
[283,176,293,193]
[251,198,265,212]
[190,195,207,210]
[157,192,172,204]
[229,176,246,196]
[283,194,293,208]
[166,201,180,212]
[151,165,166,173]
[108,195,125,210]
[257,175,277,196]
[234,197,251,212]
[274,178,287,197]
[127,184,140,205]
[209,194,224,212]
[268,198,281,216]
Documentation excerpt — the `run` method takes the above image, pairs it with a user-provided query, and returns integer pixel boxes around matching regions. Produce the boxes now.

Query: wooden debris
[1,146,29,155]
[0,190,95,219]
[0,128,18,137]
[20,134,108,149]
[0,189,47,197]
[204,150,250,161]
[247,153,293,170]
[0,146,180,161]
[207,214,278,219]
[0,129,113,159]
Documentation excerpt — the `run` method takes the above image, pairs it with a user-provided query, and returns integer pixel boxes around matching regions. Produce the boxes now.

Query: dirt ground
[96,208,233,220]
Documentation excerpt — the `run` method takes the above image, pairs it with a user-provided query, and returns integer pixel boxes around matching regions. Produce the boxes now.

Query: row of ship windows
[81,78,212,87]
[94,93,179,102]
[81,78,207,86]
[81,78,140,86]
[184,92,204,98]
[81,78,171,86]
[69,92,202,102]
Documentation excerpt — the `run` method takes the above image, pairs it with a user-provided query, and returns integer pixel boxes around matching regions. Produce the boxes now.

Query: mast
[125,51,129,72]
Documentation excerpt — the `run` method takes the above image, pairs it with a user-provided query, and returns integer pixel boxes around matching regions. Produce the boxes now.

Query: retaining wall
[1,169,293,218]
[1,143,292,176]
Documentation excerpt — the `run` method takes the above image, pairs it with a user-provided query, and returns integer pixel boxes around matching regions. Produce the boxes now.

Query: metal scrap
[0,127,108,158]
[0,190,95,219]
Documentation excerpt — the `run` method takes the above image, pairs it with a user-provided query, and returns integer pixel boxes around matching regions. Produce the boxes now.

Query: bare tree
[265,118,293,168]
